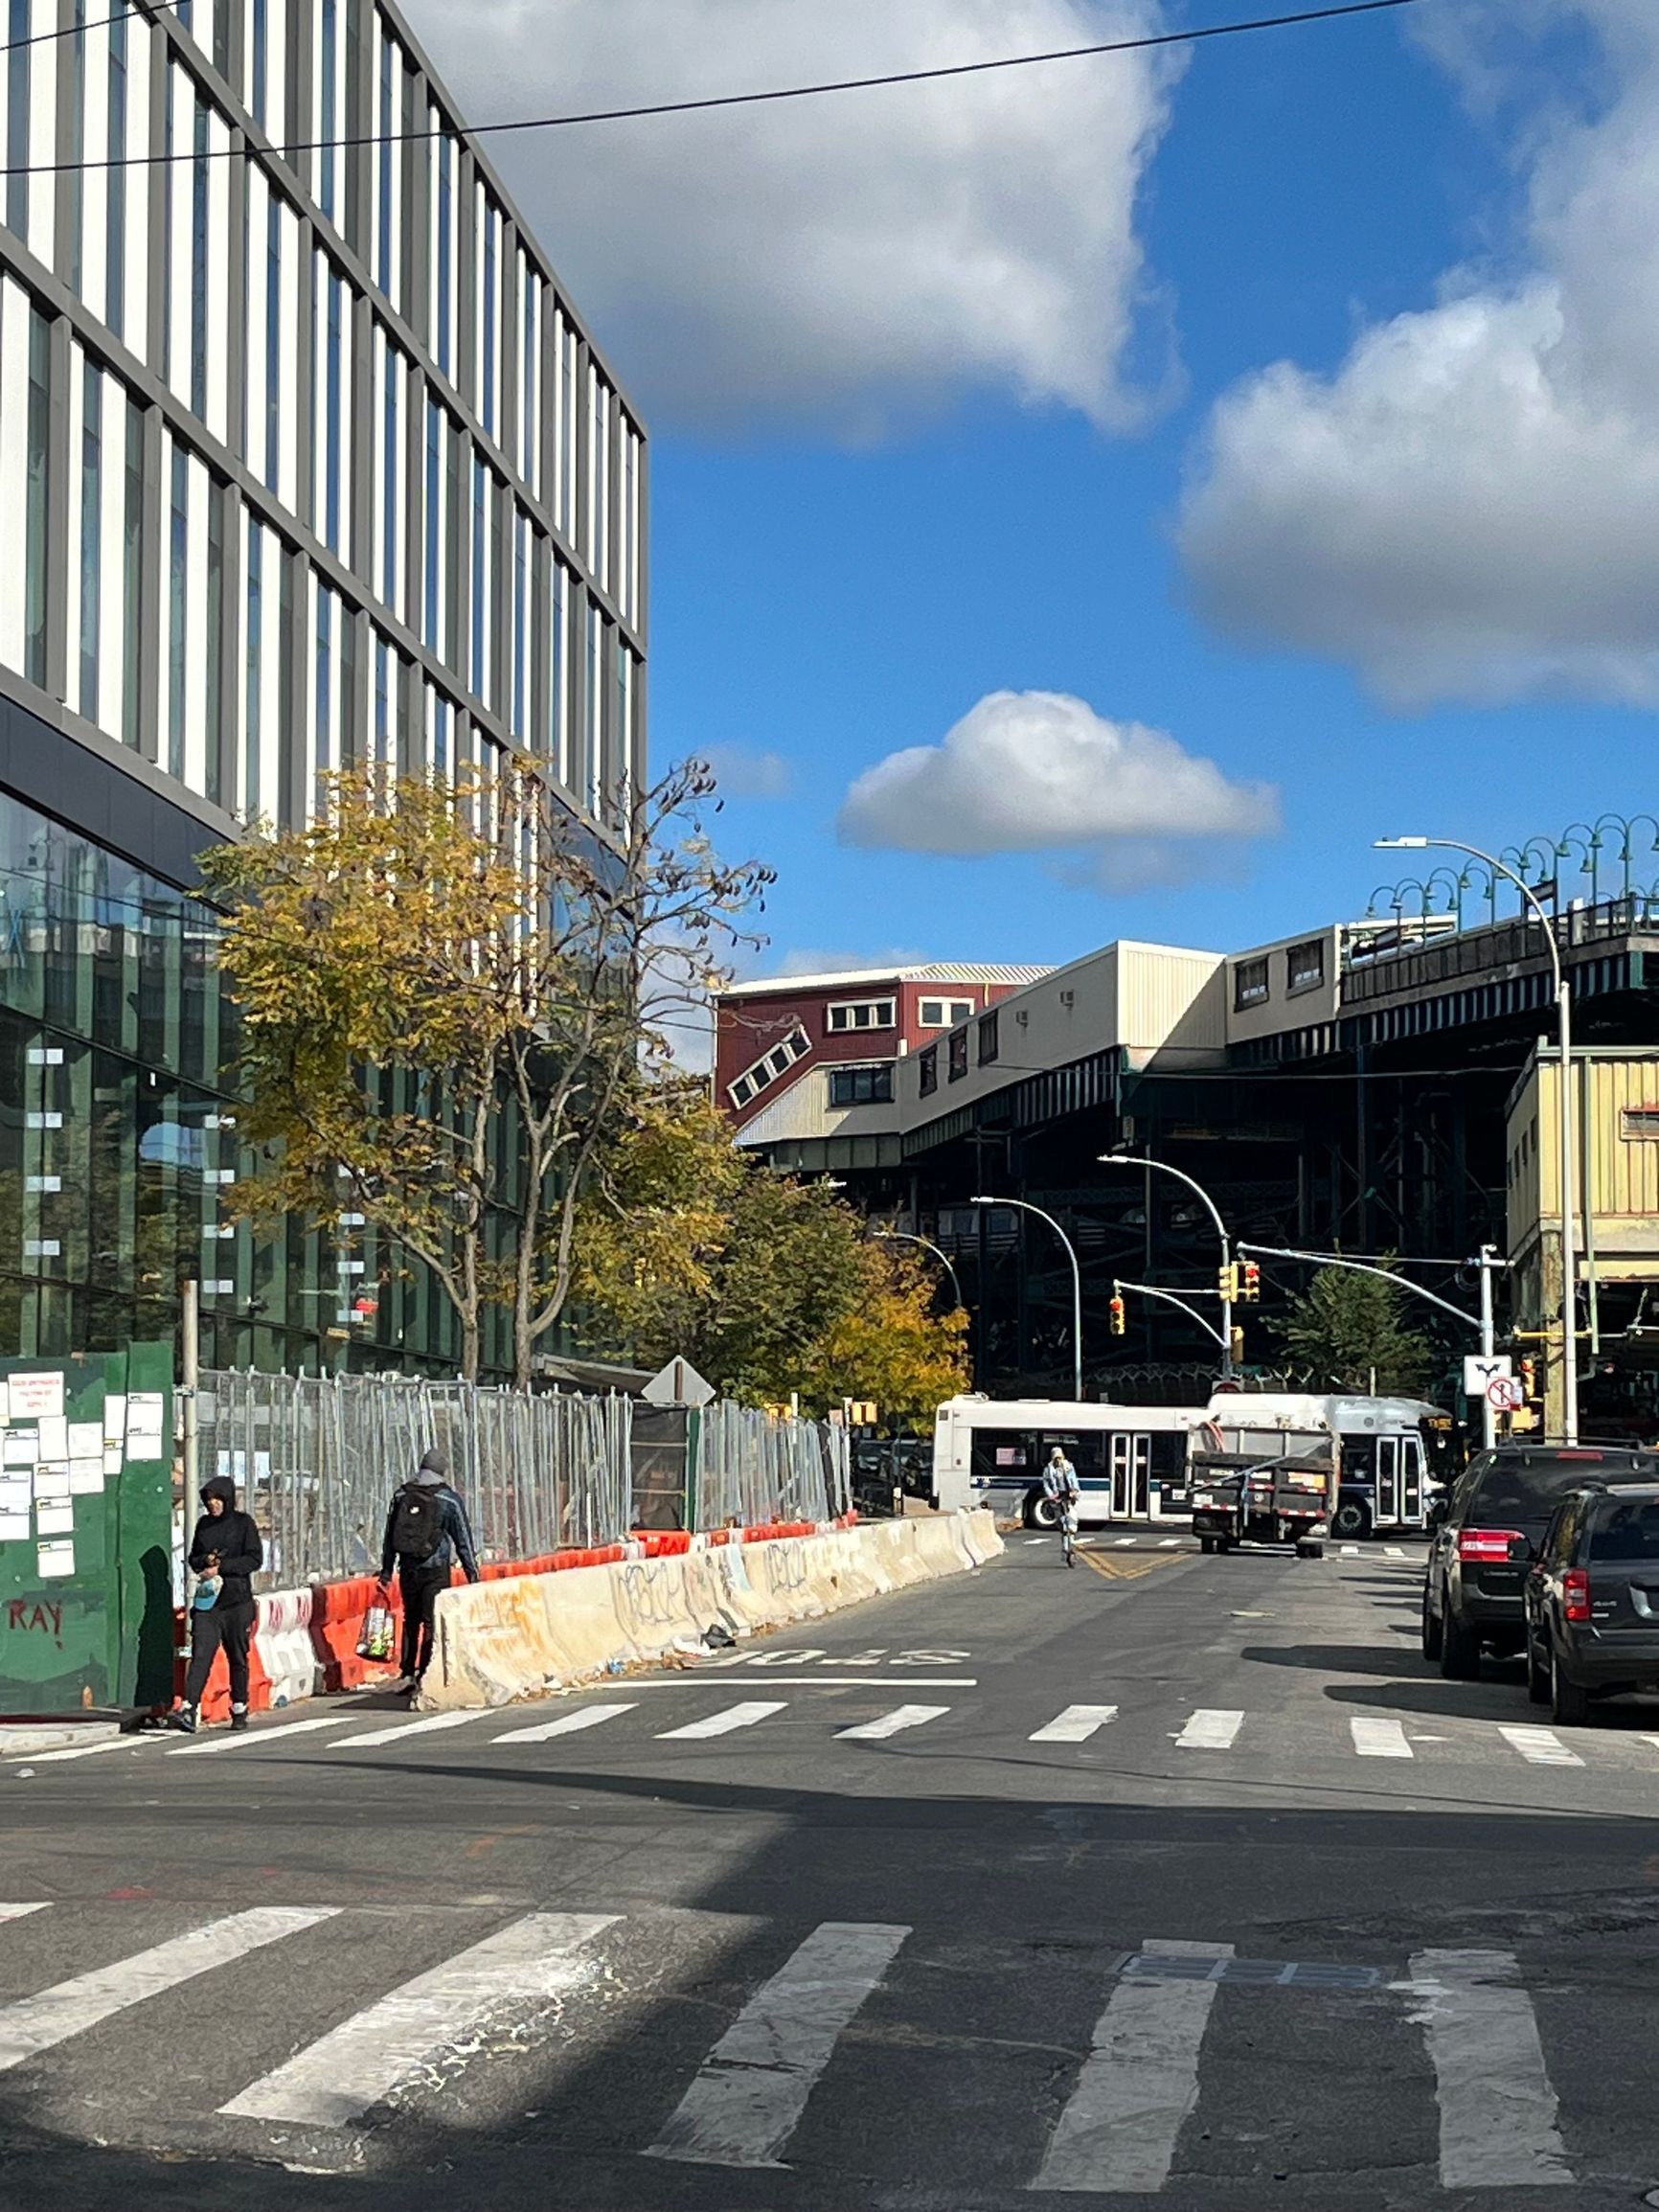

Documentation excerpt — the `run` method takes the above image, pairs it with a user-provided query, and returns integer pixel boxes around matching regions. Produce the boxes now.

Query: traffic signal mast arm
[1112,1279,1230,1353]
[1235,1243,1489,1331]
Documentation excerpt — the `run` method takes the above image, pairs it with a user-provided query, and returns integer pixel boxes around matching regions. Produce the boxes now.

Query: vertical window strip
[325,269,343,551]
[66,0,86,298]
[423,397,441,652]
[80,359,102,719]
[190,101,210,418]
[550,558,567,785]
[168,440,189,778]
[7,0,30,241]
[245,515,262,815]
[314,577,333,774]
[206,478,224,806]
[106,5,127,336]
[470,455,487,696]
[122,398,142,748]
[318,0,337,219]
[511,510,527,741]
[24,307,50,690]
[251,0,267,126]
[586,605,602,819]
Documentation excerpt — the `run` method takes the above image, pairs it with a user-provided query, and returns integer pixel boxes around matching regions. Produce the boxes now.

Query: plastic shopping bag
[357,1602,396,1663]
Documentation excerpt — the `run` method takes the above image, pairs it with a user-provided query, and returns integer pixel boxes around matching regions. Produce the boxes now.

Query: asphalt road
[5,1530,1659,2211]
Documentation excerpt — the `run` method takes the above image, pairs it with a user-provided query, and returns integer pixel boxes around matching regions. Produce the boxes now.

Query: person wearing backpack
[377,1448,481,1691]
[169,1473,264,1734]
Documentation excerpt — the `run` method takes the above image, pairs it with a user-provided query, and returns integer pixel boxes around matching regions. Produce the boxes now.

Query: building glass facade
[0,0,647,1376]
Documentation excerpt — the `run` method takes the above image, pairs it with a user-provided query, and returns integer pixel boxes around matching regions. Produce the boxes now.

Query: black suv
[1422,1445,1659,1679]
[1525,1484,1659,1724]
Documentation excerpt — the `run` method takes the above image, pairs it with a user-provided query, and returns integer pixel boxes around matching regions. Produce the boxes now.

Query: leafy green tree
[1271,1262,1434,1397]
[200,760,768,1382]
[576,1086,967,1419]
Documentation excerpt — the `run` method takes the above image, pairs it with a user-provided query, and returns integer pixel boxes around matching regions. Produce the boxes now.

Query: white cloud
[402,0,1179,435]
[835,691,1279,887]
[699,744,795,801]
[1179,1,1659,707]
[773,946,931,978]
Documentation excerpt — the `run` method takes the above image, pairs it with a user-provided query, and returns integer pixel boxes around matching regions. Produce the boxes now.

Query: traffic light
[1239,1260,1261,1304]
[1109,1295,1126,1337]
[1218,1263,1239,1303]
[1230,1326,1246,1367]
[1520,1357,1538,1402]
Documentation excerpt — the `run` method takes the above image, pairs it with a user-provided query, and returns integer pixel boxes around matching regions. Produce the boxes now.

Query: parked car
[1524,1484,1659,1724]
[1421,1444,1659,1680]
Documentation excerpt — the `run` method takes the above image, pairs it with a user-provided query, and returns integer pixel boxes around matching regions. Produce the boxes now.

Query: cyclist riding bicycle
[1041,1448,1081,1565]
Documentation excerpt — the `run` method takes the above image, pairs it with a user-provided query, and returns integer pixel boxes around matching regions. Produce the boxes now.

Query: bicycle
[1060,1500,1079,1567]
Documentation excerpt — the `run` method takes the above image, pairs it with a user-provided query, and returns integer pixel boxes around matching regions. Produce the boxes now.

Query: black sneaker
[230,1709,250,1733]
[167,1706,197,1735]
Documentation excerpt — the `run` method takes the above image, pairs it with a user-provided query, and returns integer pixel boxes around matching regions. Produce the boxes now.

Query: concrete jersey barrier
[419,1510,1004,1713]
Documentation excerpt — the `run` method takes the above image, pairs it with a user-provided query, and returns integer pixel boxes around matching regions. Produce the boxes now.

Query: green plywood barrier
[0,1347,173,1716]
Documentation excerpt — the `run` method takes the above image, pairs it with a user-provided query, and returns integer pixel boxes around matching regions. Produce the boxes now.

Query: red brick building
[713,964,1048,1150]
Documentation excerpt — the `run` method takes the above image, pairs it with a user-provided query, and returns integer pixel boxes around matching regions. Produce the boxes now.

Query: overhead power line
[2,0,1424,180]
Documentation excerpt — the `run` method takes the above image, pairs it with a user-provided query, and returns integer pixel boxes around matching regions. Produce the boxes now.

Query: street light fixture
[969,1196,1082,1402]
[1376,835,1578,1444]
[871,1229,965,1311]
[1098,1151,1237,1379]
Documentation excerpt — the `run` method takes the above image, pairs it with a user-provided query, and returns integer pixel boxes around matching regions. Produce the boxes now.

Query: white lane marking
[647,1920,908,2167]
[222,1912,618,2126]
[1031,1705,1119,1745]
[658,1701,786,1742]
[1341,1544,1360,1557]
[1158,1539,1180,1549]
[1033,1937,1234,2193]
[330,1712,481,1750]
[1408,1947,1574,2188]
[1025,1538,1046,1546]
[1114,1539,1136,1548]
[1499,1725,1584,1768]
[0,1907,335,2070]
[835,1704,949,1742]
[1351,1717,1414,1760]
[494,1704,638,1745]
[0,1905,48,1924]
[746,1650,825,1668]
[1384,1545,1407,1559]
[1174,1709,1243,1751]
[170,1715,360,1757]
[27,1736,153,1765]
[602,1676,977,1690]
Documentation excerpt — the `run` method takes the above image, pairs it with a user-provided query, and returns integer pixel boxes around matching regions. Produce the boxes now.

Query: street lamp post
[1377,835,1578,1445]
[871,1229,965,1311]
[1098,1152,1236,1379]
[969,1196,1082,1402]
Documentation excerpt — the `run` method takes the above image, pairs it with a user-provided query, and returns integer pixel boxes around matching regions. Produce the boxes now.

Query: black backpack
[391,1485,448,1563]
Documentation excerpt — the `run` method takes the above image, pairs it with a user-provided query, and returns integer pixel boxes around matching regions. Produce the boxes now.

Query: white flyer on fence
[0,1380,9,1425]
[2,1431,36,1468]
[33,1468,71,1501]
[102,1394,125,1448]
[66,1422,102,1460]
[35,1539,74,1578]
[125,1393,166,1453]
[69,1460,103,1494]
[34,1415,67,1463]
[34,1502,74,1537]
[102,1447,122,1476]
[0,1513,28,1542]
[9,1372,63,1420]
[0,1479,30,1515]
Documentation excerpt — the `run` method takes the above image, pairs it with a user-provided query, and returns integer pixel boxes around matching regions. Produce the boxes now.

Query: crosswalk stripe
[1499,1724,1583,1767]
[330,1712,480,1750]
[1350,1718,1414,1760]
[1175,1709,1243,1750]
[1383,1545,1407,1559]
[170,1715,360,1756]
[658,1702,786,1742]
[647,1920,908,2167]
[1409,1947,1574,2187]
[494,1704,638,1745]
[1030,1705,1119,1745]
[28,1736,150,1765]
[0,1907,335,2070]
[835,1704,949,1741]
[1024,1538,1046,1545]
[1034,1937,1234,2192]
[1341,1544,1360,1557]
[1114,1538,1136,1548]
[1158,1539,1180,1548]
[0,1905,48,1924]
[221,1912,618,2126]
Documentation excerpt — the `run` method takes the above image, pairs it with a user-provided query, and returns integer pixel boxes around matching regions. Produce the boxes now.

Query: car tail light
[1459,1527,1524,1563]
[1563,1568,1592,1623]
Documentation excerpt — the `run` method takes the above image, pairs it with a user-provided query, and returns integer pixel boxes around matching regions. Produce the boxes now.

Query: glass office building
[0,0,647,1374]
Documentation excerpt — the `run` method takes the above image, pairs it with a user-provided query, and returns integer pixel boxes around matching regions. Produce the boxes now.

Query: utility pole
[181,1278,200,1498]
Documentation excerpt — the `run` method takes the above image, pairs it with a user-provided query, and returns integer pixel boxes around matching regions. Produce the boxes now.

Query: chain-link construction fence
[196,1372,851,1587]
[694,1400,852,1533]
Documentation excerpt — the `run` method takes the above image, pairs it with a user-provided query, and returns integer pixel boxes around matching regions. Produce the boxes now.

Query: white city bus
[933,1397,1222,1527]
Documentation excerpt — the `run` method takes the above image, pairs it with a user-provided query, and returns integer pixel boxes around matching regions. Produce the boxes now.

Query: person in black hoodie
[378,1448,480,1692]
[170,1474,264,1734]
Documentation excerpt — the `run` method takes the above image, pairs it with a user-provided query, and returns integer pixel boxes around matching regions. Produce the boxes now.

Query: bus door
[1375,1437,1401,1526]
[1106,1434,1153,1519]
[1400,1433,1425,1525]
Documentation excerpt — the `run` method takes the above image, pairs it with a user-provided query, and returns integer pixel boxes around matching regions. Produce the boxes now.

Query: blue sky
[416,1,1659,976]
